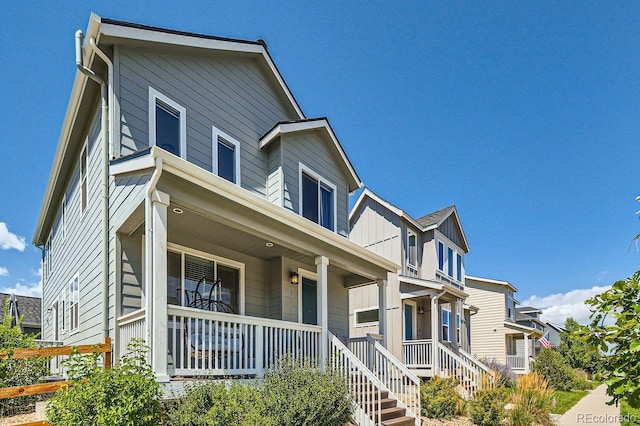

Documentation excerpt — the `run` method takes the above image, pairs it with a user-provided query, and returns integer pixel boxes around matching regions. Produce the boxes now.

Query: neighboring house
[545,321,567,348]
[465,276,544,373]
[348,189,488,385]
[516,306,547,357]
[0,294,41,336]
[32,15,421,425]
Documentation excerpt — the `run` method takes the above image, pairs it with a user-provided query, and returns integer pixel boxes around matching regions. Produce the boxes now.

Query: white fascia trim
[261,119,361,190]
[299,162,338,233]
[504,321,544,336]
[148,87,187,160]
[465,275,519,293]
[212,125,241,186]
[110,155,156,176]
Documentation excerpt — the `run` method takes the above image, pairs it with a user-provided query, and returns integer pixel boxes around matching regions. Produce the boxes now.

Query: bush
[262,359,353,426]
[0,300,49,416]
[468,386,508,426]
[482,358,517,388]
[532,348,576,391]
[420,376,463,419]
[168,381,268,426]
[46,339,161,426]
[508,373,555,426]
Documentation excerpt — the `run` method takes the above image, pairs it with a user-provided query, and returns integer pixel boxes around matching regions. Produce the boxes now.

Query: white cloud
[0,282,42,298]
[0,267,8,277]
[0,223,26,251]
[522,285,611,326]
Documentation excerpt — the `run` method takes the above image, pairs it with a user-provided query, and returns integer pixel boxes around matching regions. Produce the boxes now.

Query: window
[407,230,417,267]
[442,309,451,341]
[447,247,454,277]
[456,253,462,281]
[456,314,461,344]
[355,308,379,326]
[299,164,336,231]
[149,88,186,158]
[212,127,241,184]
[81,143,87,213]
[506,292,515,320]
[438,241,445,271]
[68,275,79,332]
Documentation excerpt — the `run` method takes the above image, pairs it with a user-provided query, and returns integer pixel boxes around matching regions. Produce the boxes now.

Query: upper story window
[212,126,241,185]
[456,253,462,281]
[438,241,445,271]
[149,87,186,159]
[506,291,515,320]
[407,230,417,268]
[438,239,464,283]
[447,247,454,276]
[299,164,336,232]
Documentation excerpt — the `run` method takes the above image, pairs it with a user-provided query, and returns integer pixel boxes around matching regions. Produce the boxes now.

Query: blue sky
[1,1,638,324]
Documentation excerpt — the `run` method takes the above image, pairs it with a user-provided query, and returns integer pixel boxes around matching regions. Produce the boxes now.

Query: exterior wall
[465,280,508,363]
[265,138,282,206]
[119,227,144,316]
[115,46,296,197]
[42,105,106,346]
[349,198,402,264]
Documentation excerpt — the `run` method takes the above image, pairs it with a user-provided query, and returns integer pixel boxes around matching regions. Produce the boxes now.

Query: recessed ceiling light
[265,242,274,247]
[172,208,184,214]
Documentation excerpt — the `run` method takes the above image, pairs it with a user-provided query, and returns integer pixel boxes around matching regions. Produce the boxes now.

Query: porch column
[316,256,329,365]
[431,296,439,375]
[451,298,459,352]
[150,190,170,382]
[377,278,387,346]
[523,333,530,373]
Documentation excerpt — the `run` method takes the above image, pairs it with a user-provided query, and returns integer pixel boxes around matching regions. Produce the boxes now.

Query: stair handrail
[457,347,493,374]
[438,342,482,399]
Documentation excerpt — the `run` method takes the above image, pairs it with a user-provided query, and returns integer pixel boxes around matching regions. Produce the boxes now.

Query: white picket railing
[506,355,526,371]
[438,343,484,398]
[402,339,433,369]
[117,308,146,358]
[167,305,321,377]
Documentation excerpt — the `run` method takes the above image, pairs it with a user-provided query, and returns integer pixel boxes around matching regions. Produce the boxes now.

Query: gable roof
[349,188,470,252]
[517,306,542,314]
[545,321,568,333]
[34,13,307,246]
[260,118,362,192]
[0,294,41,328]
[465,275,519,293]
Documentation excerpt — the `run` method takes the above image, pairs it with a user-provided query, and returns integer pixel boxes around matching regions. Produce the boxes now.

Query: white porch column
[523,333,530,373]
[431,296,439,375]
[316,256,329,365]
[451,298,459,352]
[377,278,387,346]
[150,190,170,382]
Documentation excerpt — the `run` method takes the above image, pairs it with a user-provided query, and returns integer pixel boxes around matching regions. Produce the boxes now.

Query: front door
[404,302,416,340]
[301,277,318,325]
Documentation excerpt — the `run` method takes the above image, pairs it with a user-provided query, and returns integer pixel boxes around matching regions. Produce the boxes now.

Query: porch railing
[117,308,146,358]
[506,355,526,370]
[167,305,321,377]
[402,339,433,368]
[438,342,482,398]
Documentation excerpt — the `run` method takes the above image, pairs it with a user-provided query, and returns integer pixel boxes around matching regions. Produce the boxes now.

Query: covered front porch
[111,150,397,381]
[504,322,543,374]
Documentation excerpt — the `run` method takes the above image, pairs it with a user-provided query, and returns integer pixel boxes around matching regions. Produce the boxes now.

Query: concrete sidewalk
[556,384,621,426]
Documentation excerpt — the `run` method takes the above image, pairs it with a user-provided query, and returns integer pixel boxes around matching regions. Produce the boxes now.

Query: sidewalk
[556,384,621,426]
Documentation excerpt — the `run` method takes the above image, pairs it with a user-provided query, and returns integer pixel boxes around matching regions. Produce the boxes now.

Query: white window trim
[148,87,187,159]
[407,229,417,269]
[68,273,80,335]
[297,268,318,324]
[354,306,379,328]
[212,125,241,185]
[436,237,464,285]
[298,162,338,232]
[403,300,417,341]
[167,242,245,315]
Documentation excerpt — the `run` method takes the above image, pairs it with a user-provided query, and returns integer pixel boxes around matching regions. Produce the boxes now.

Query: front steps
[357,386,416,426]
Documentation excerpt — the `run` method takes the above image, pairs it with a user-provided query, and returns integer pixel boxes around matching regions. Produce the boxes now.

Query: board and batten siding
[439,215,464,249]
[465,280,508,363]
[349,197,402,264]
[115,46,297,198]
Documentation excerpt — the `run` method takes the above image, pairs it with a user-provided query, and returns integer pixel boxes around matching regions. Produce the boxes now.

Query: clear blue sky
[1,1,638,323]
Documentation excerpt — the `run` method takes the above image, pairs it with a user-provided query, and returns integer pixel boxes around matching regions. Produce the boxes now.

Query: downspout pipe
[145,157,163,362]
[76,30,110,340]
[431,289,447,376]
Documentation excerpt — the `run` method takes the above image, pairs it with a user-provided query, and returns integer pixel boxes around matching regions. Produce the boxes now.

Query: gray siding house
[32,15,424,425]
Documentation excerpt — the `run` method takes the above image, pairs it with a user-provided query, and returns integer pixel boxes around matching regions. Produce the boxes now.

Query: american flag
[539,331,551,349]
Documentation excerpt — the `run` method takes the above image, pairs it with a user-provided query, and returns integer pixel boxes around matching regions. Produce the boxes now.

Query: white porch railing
[506,355,526,370]
[117,308,147,358]
[438,343,484,398]
[402,339,433,369]
[167,305,321,377]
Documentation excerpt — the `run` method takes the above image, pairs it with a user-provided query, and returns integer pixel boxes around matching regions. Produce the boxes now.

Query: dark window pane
[320,185,333,230]
[217,138,235,182]
[447,248,454,277]
[456,254,462,281]
[156,102,180,156]
[438,242,444,270]
[217,264,240,313]
[302,173,319,223]
[356,309,378,324]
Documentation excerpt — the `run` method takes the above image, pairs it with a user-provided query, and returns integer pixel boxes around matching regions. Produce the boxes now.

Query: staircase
[437,343,494,398]
[329,332,419,426]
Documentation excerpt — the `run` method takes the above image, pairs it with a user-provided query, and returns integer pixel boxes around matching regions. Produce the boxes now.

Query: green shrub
[0,300,49,416]
[468,386,508,425]
[262,359,353,426]
[46,339,161,426]
[168,381,268,426]
[508,373,555,426]
[420,376,463,419]
[532,348,576,391]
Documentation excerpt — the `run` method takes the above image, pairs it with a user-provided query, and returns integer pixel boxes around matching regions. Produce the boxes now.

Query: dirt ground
[421,415,475,426]
[0,412,39,426]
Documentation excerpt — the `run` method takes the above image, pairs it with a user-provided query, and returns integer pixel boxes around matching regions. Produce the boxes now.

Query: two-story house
[465,276,544,373]
[348,189,490,389]
[31,15,427,425]
[515,306,547,357]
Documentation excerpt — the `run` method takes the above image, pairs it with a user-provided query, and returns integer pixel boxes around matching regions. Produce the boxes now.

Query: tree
[558,318,603,374]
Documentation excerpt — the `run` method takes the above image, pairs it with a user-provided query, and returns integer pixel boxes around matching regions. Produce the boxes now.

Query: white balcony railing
[402,339,433,368]
[117,308,147,358]
[506,355,526,370]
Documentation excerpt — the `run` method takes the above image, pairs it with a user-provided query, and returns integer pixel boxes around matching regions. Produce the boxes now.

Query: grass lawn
[552,390,589,415]
[621,400,640,426]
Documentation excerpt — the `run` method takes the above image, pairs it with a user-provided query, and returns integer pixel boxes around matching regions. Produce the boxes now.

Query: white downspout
[145,158,163,358]
[431,289,446,376]
[76,30,110,340]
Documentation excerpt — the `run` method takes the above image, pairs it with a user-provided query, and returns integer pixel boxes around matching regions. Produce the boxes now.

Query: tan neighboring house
[32,14,423,425]
[465,275,543,373]
[348,189,490,388]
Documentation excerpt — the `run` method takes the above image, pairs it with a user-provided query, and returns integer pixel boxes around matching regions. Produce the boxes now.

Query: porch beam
[316,256,329,366]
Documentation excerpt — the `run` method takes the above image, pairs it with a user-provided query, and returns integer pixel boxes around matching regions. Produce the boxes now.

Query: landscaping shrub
[482,358,517,388]
[420,376,463,419]
[532,348,576,391]
[46,339,161,426]
[508,372,555,426]
[0,300,49,416]
[468,385,508,426]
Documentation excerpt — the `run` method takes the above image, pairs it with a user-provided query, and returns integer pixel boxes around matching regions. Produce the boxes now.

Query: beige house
[465,276,544,373]
[348,189,490,389]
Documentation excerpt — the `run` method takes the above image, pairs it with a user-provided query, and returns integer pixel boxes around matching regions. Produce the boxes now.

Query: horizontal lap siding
[117,47,295,198]
[465,281,507,363]
[120,228,144,315]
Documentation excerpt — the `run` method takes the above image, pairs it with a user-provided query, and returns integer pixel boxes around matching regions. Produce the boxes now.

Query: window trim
[148,87,187,159]
[212,126,241,185]
[298,163,337,232]
[354,306,380,327]
[407,229,417,269]
[68,274,80,334]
